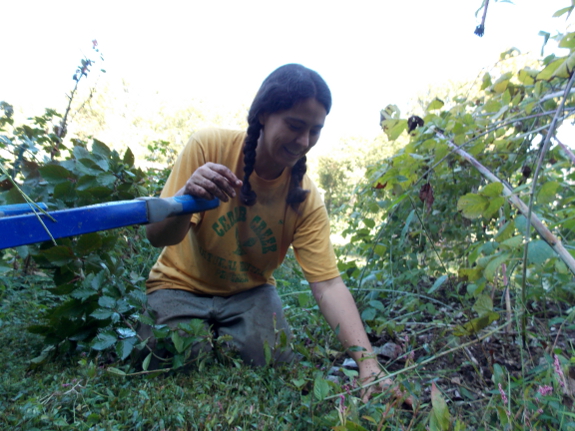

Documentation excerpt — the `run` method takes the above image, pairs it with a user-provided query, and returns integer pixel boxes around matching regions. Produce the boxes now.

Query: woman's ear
[258,113,268,126]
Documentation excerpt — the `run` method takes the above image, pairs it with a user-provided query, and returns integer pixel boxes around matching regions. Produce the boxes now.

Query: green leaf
[107,367,127,376]
[427,98,444,111]
[483,196,505,219]
[380,104,401,120]
[493,76,510,93]
[472,294,493,317]
[369,300,385,312]
[361,307,377,321]
[85,186,113,199]
[263,340,272,366]
[400,210,416,243]
[430,382,450,431]
[479,182,503,197]
[554,7,574,19]
[138,313,155,326]
[96,172,117,187]
[39,164,73,184]
[40,246,75,266]
[313,376,330,401]
[481,73,492,90]
[373,244,387,257]
[98,296,116,309]
[453,312,499,336]
[428,275,448,294]
[171,331,185,353]
[381,119,407,140]
[537,181,560,205]
[484,253,510,281]
[527,240,554,266]
[53,181,76,201]
[495,220,515,242]
[457,193,488,219]
[78,158,105,175]
[70,288,98,301]
[518,69,535,85]
[142,352,152,371]
[559,31,575,48]
[553,52,575,78]
[76,175,99,191]
[492,363,506,385]
[537,58,565,80]
[123,148,135,168]
[92,139,111,159]
[91,331,117,351]
[76,233,102,255]
[500,235,523,250]
[458,268,482,282]
[292,378,307,389]
[90,309,113,320]
[484,100,502,113]
[364,218,375,229]
[90,271,107,290]
[555,259,569,274]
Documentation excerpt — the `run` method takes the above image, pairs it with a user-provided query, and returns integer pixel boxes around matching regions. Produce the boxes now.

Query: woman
[143,64,403,402]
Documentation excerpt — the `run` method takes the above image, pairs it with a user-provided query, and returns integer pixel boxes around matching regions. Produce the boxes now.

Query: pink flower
[498,383,508,404]
[538,385,553,396]
[554,355,566,388]
[92,39,98,48]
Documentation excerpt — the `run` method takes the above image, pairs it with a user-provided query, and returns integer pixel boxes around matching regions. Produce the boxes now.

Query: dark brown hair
[240,64,332,210]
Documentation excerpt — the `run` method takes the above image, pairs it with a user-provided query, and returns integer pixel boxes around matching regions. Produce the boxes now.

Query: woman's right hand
[179,162,242,202]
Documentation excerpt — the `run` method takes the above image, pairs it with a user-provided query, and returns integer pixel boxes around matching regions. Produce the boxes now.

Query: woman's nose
[296,133,310,148]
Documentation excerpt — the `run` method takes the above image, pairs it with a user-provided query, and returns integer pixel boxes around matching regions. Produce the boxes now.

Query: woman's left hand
[358,363,413,407]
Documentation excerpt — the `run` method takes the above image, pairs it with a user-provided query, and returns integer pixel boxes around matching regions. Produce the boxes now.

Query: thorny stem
[412,108,575,188]
[435,131,575,276]
[521,71,575,347]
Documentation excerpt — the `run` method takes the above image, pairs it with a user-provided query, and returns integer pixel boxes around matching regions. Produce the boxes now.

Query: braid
[286,156,310,211]
[240,122,260,206]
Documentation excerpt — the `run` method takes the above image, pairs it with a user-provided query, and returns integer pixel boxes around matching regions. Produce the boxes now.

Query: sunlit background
[1,0,572,155]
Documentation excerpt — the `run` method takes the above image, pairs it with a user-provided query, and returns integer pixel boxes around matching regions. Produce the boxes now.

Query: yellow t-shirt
[146,128,340,296]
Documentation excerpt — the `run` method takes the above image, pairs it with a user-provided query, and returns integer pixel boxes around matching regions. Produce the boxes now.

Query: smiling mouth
[284,147,302,157]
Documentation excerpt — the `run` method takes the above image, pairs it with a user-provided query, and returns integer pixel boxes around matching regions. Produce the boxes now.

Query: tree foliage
[339,20,575,339]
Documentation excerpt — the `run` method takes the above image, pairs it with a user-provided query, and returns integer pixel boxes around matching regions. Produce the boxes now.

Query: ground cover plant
[2,3,575,429]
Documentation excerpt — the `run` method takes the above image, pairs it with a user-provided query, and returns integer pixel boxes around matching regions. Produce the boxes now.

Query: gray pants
[135,284,294,369]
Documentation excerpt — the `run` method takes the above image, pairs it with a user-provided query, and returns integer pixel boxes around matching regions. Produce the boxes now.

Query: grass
[1,254,575,430]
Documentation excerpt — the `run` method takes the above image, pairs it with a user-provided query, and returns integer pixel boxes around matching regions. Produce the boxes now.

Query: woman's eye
[288,124,301,132]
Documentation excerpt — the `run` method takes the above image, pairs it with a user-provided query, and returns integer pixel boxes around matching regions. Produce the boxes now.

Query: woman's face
[256,98,327,180]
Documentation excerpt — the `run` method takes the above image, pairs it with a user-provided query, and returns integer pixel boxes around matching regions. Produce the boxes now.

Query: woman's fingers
[359,377,414,408]
[185,163,242,202]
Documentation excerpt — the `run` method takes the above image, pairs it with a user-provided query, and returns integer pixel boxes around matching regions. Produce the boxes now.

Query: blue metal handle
[172,195,220,215]
[0,196,221,249]
[0,202,48,218]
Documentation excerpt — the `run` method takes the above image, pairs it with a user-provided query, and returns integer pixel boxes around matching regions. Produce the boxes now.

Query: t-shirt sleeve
[291,204,340,283]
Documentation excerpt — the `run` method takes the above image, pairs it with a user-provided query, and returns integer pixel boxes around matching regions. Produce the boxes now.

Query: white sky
[1,0,572,150]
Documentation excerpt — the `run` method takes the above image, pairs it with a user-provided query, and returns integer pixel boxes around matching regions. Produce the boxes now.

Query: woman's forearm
[310,276,378,368]
[145,187,191,247]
